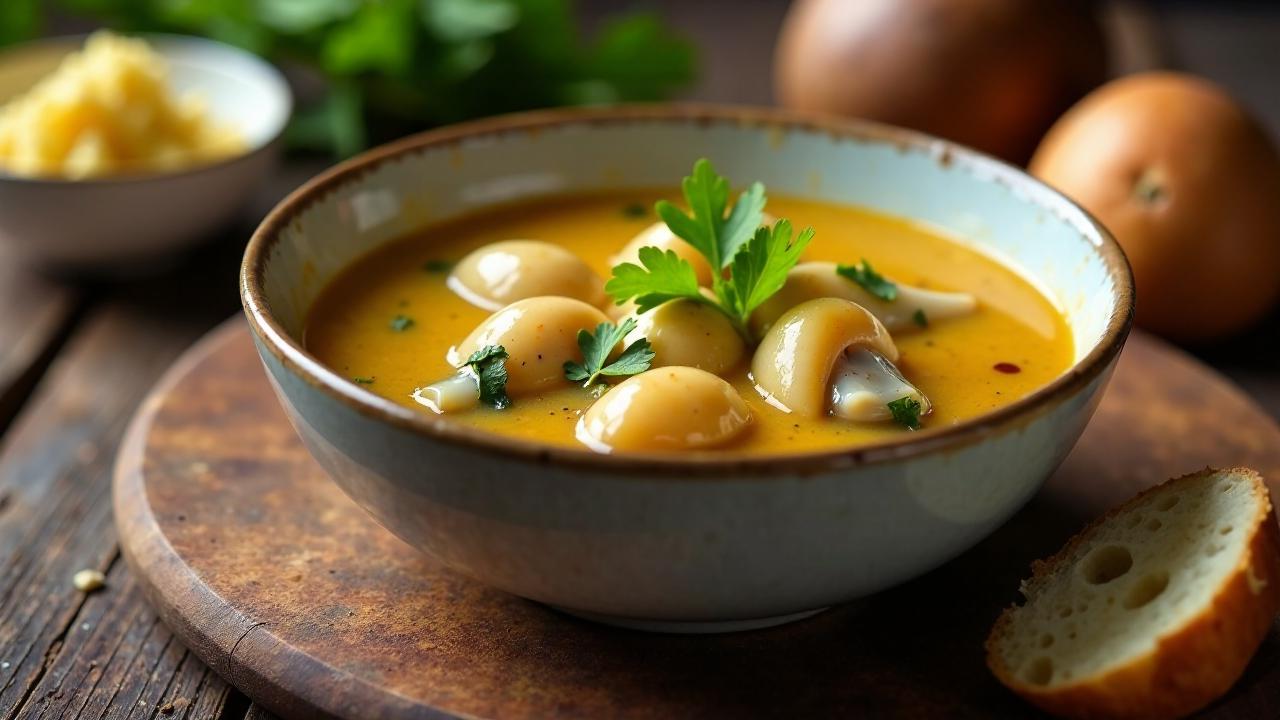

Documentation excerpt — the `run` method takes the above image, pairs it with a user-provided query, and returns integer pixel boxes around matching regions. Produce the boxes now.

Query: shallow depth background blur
[4,0,1277,404]
[1,3,1279,718]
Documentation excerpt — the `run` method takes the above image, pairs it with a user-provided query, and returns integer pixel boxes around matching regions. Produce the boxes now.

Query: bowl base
[549,605,830,634]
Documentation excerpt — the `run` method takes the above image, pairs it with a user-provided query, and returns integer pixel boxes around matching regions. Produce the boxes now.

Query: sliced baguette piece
[987,468,1280,719]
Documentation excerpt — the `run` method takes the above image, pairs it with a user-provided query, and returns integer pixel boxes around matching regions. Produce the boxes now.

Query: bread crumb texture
[987,468,1280,719]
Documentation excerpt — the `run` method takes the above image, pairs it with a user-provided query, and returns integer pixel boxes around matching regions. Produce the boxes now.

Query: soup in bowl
[242,106,1132,632]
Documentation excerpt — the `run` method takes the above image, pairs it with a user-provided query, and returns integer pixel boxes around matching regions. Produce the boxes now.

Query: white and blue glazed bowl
[241,106,1133,633]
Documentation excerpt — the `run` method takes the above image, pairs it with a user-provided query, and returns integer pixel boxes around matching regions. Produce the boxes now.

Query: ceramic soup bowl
[242,106,1132,633]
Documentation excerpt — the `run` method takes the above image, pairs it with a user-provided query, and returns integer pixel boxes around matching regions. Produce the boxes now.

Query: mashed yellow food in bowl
[0,31,289,269]
[0,32,245,179]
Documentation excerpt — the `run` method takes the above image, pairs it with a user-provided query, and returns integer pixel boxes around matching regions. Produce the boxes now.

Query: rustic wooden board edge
[113,318,1280,720]
[112,318,454,720]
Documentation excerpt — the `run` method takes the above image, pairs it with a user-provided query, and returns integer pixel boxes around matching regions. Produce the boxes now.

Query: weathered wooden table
[1,3,1278,718]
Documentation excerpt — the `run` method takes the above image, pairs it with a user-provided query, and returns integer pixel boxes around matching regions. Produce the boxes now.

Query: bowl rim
[0,31,293,186]
[241,104,1134,478]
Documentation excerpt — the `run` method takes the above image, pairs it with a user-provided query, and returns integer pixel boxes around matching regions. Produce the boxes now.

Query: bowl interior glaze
[249,106,1131,466]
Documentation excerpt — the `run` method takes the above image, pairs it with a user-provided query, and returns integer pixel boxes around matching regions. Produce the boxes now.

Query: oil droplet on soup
[305,191,1074,456]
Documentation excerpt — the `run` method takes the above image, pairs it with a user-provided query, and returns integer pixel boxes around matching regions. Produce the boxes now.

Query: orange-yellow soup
[306,192,1073,455]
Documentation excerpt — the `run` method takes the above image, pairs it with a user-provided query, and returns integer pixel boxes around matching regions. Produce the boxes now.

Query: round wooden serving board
[114,319,1280,720]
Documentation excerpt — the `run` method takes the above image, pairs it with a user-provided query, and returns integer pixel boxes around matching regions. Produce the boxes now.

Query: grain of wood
[0,254,81,435]
[0,297,243,719]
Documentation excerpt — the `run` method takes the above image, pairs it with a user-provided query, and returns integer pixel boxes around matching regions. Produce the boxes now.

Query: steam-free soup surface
[306,192,1073,455]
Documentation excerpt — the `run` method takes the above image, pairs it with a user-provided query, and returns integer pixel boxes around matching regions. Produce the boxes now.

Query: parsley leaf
[423,259,453,273]
[352,376,375,385]
[609,159,814,342]
[887,396,922,430]
[913,308,928,327]
[655,158,763,270]
[605,246,707,314]
[836,260,898,301]
[390,314,416,331]
[563,318,655,387]
[462,345,511,409]
[719,219,813,326]
[719,181,766,266]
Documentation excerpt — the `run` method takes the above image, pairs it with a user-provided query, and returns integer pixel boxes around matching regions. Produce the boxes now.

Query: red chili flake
[993,362,1021,374]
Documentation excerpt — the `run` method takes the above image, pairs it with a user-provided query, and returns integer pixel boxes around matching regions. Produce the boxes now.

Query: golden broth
[305,191,1073,455]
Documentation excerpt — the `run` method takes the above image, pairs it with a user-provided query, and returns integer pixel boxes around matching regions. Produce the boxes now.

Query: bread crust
[986,467,1280,719]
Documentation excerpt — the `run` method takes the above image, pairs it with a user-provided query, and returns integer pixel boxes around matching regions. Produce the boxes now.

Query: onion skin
[1031,72,1280,342]
[774,0,1108,165]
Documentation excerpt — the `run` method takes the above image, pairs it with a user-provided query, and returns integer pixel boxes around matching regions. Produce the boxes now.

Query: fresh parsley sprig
[604,247,711,315]
[655,160,766,271]
[719,219,813,325]
[462,345,511,410]
[606,159,812,341]
[887,396,922,430]
[563,318,655,387]
[836,260,898,301]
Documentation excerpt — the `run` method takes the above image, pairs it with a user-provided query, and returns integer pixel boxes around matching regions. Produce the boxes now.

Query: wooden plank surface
[0,238,245,719]
[0,255,80,435]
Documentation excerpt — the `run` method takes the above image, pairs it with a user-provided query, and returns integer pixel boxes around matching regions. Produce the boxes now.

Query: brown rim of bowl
[242,103,1134,478]
[0,33,292,186]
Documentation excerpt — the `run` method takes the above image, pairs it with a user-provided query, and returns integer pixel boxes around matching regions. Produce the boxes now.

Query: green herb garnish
[887,396,922,430]
[605,246,706,315]
[49,3,695,159]
[462,345,511,409]
[605,159,812,341]
[389,314,416,331]
[621,202,648,219]
[836,260,898,301]
[352,376,375,385]
[913,309,928,328]
[563,318,655,387]
[423,259,453,273]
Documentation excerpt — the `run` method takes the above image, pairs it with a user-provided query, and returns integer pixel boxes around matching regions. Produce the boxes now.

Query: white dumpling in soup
[750,262,976,337]
[415,297,608,413]
[751,297,930,422]
[448,240,606,311]
[623,299,745,375]
[576,367,751,453]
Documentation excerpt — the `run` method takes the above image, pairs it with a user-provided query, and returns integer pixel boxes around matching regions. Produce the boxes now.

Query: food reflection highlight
[576,367,753,453]
[448,240,607,311]
[308,159,1072,456]
[751,298,930,424]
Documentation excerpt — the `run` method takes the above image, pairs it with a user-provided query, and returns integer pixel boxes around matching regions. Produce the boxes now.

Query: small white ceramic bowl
[243,106,1133,633]
[0,34,291,270]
